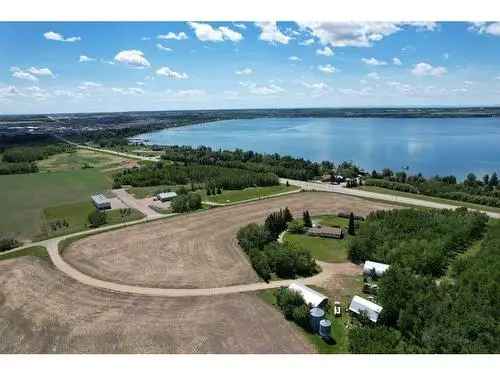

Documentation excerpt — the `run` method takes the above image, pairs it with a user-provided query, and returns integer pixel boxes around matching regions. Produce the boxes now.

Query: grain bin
[319,319,331,338]
[309,307,325,333]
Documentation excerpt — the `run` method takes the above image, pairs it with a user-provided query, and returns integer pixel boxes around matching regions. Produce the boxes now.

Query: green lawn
[42,201,144,238]
[203,184,299,204]
[314,215,349,228]
[0,246,49,262]
[284,233,349,263]
[358,185,500,213]
[37,149,131,173]
[0,169,112,241]
[127,184,184,199]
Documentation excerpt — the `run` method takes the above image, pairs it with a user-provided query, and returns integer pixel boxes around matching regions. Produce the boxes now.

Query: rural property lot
[0,257,313,354]
[63,192,397,289]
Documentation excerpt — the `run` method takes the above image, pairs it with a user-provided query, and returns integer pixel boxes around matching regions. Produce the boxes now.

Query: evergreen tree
[283,207,293,223]
[303,210,312,228]
[489,172,498,187]
[348,212,356,236]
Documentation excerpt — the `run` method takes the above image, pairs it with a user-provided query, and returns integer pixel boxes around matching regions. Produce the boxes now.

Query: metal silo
[309,307,325,333]
[319,319,331,338]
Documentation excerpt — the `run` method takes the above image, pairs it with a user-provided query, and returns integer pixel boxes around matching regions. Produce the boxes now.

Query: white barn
[349,295,383,323]
[91,194,111,210]
[288,283,328,308]
[156,192,177,202]
[363,260,390,277]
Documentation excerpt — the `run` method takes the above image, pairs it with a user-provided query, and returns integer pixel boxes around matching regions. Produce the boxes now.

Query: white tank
[309,307,325,333]
[319,319,331,338]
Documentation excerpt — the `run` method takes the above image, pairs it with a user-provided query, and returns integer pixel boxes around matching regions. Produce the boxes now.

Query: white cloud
[112,87,145,95]
[299,38,315,46]
[141,37,151,41]
[240,81,285,95]
[43,31,81,42]
[79,55,95,63]
[0,85,22,98]
[157,32,188,40]
[254,22,291,44]
[301,81,331,97]
[316,46,334,56]
[318,64,337,74]
[27,67,54,77]
[233,23,247,30]
[288,56,301,61]
[10,67,38,82]
[114,50,150,68]
[188,22,243,42]
[361,57,387,66]
[156,66,189,79]
[366,72,380,80]
[235,68,253,75]
[392,57,402,65]
[168,89,206,99]
[406,22,438,31]
[100,59,115,65]
[469,22,500,36]
[156,43,173,52]
[298,22,401,47]
[78,81,102,90]
[25,86,51,101]
[411,62,447,77]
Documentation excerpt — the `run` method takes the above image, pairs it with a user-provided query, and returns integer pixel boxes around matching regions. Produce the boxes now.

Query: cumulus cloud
[318,64,337,74]
[78,81,103,90]
[43,31,81,42]
[392,57,402,65]
[112,87,145,95]
[288,56,301,61]
[114,50,151,68]
[156,66,189,79]
[406,22,438,31]
[10,67,38,82]
[234,23,247,30]
[235,68,253,75]
[366,72,381,80]
[79,55,96,63]
[0,85,22,98]
[254,22,291,44]
[316,46,334,56]
[168,89,207,99]
[411,62,447,77]
[188,22,243,42]
[299,38,315,46]
[361,57,387,66]
[156,43,173,52]
[240,81,285,95]
[468,22,500,36]
[157,31,188,40]
[301,81,331,97]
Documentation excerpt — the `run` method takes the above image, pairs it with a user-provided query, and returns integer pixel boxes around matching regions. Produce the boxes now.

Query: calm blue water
[135,117,500,178]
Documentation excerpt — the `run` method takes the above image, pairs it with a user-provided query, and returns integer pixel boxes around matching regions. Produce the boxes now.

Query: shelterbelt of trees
[113,162,279,190]
[348,208,499,354]
[367,168,500,208]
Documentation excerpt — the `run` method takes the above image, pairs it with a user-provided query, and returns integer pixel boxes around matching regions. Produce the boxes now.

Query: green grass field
[314,215,349,228]
[0,246,49,262]
[203,184,299,204]
[0,169,111,241]
[127,185,184,199]
[42,201,145,238]
[358,185,500,213]
[284,233,349,263]
[37,149,131,173]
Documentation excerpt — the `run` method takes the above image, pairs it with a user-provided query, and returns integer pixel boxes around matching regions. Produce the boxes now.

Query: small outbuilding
[91,194,111,210]
[289,282,328,308]
[363,260,390,277]
[308,225,343,239]
[349,295,383,323]
[156,191,177,202]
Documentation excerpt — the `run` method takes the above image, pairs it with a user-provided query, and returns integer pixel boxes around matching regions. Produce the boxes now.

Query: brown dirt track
[62,192,398,289]
[0,257,313,353]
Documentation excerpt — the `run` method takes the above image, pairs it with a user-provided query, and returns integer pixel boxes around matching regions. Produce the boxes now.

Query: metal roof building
[349,295,383,323]
[91,194,111,210]
[363,260,390,277]
[289,283,328,308]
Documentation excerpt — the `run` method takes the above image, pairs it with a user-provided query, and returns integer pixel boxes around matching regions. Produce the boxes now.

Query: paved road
[280,178,500,219]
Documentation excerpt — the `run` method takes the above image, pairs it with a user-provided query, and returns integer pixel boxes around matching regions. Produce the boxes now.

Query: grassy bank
[0,246,49,262]
[203,184,299,204]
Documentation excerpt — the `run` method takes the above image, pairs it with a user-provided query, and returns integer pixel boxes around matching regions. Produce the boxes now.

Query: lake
[134,117,500,178]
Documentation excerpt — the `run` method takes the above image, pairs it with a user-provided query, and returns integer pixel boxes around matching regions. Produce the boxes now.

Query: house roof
[308,226,343,236]
[157,192,177,199]
[349,295,383,323]
[91,194,110,205]
[363,260,390,277]
[288,283,328,308]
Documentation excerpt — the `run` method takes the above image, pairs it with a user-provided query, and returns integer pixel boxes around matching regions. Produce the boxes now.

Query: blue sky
[1,21,500,114]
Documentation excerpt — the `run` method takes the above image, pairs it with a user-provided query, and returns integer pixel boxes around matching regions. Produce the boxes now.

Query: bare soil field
[63,192,398,289]
[0,257,313,354]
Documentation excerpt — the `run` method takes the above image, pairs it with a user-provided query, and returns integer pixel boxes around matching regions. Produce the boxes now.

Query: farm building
[349,295,383,323]
[308,225,343,239]
[363,260,390,277]
[91,194,111,210]
[288,283,328,308]
[156,192,177,202]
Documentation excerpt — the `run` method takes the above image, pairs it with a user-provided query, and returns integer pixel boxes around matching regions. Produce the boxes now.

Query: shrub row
[364,178,420,194]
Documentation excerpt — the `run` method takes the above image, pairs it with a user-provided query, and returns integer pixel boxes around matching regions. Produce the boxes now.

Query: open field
[0,170,111,241]
[62,192,397,289]
[202,184,299,204]
[358,185,500,214]
[42,201,145,238]
[37,149,136,173]
[0,257,313,354]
